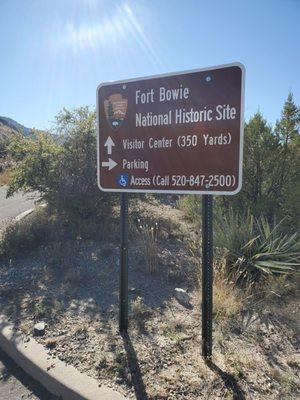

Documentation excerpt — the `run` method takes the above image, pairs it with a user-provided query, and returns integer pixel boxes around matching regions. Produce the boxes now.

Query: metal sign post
[119,192,129,333]
[96,63,245,357]
[202,194,213,359]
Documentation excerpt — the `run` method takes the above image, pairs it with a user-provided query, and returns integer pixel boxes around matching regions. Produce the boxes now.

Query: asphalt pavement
[0,187,54,399]
[0,349,58,400]
[0,186,39,228]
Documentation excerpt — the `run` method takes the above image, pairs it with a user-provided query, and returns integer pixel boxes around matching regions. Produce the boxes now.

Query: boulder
[174,288,191,308]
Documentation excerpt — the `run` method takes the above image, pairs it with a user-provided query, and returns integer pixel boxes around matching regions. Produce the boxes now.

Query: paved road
[0,186,39,227]
[0,188,50,398]
[0,349,58,400]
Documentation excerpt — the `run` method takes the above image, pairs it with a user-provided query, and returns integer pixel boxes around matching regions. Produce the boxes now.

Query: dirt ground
[0,198,299,399]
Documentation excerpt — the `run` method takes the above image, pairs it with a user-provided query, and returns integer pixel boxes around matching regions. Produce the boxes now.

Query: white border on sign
[96,62,245,195]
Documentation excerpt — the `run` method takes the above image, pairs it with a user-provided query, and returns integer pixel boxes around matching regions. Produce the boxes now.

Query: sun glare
[48,2,161,67]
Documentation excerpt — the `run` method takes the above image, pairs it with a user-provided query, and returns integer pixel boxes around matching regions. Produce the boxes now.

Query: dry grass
[0,204,115,258]
[135,218,159,274]
[286,354,300,370]
[270,367,300,393]
[0,168,12,186]
[74,324,88,336]
[1,196,299,399]
[19,320,31,335]
[190,250,248,325]
[131,296,152,333]
[1,247,299,399]
[253,274,294,301]
[32,297,62,320]
[45,337,59,349]
[213,260,249,321]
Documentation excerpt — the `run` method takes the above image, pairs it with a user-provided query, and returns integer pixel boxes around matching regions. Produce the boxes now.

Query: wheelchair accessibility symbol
[117,173,129,187]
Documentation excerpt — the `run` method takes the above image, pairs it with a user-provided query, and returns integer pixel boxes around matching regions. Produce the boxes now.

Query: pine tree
[242,111,279,216]
[272,94,299,199]
[275,92,300,144]
[222,94,300,230]
[272,93,300,228]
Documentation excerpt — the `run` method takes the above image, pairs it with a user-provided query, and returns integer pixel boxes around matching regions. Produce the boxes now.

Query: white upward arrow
[104,136,115,155]
[102,158,117,171]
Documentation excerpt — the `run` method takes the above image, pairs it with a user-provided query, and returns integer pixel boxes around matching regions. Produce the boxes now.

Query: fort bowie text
[135,85,237,128]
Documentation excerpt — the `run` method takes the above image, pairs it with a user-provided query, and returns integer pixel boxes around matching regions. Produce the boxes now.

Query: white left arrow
[104,136,115,155]
[102,158,117,171]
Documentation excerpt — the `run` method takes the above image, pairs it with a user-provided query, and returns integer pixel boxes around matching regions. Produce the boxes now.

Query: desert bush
[131,296,151,318]
[7,107,115,219]
[0,205,108,257]
[215,209,300,284]
[1,108,115,255]
[0,168,12,186]
[0,207,58,256]
[177,195,201,221]
[0,141,6,159]
[0,134,10,159]
[253,273,295,302]
[131,296,152,332]
[7,131,62,197]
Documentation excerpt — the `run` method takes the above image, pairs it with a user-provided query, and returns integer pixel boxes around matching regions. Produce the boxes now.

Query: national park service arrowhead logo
[104,94,128,130]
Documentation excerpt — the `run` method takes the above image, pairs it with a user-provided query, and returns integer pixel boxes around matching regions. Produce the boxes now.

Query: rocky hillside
[0,116,33,161]
[0,116,30,136]
[0,116,31,142]
[0,122,15,143]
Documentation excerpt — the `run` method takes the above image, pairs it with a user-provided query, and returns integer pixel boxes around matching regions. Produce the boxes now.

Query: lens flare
[48,2,161,68]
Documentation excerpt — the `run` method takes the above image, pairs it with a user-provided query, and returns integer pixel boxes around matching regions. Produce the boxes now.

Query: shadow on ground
[122,333,148,400]
[0,221,194,332]
[0,348,58,399]
[206,360,245,400]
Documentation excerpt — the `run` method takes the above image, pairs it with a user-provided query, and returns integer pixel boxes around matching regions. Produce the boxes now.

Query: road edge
[14,208,35,222]
[0,315,127,400]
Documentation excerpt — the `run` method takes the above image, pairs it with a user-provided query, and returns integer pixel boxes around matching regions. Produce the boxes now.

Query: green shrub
[215,209,300,284]
[0,205,110,257]
[177,195,201,221]
[7,131,62,197]
[7,107,115,219]
[0,207,57,256]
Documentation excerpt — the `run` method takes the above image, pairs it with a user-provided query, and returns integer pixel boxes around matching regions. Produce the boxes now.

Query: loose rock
[174,288,191,308]
[34,321,46,336]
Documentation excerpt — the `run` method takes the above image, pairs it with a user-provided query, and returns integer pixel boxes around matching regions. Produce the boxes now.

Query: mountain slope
[0,116,31,139]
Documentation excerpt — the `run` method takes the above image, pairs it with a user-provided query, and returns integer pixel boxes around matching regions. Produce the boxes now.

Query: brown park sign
[97,63,245,194]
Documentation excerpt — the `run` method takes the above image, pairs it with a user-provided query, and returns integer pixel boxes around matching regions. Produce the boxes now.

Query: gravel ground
[0,199,299,399]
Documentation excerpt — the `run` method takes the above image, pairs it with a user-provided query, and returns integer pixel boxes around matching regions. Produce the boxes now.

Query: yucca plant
[215,209,300,284]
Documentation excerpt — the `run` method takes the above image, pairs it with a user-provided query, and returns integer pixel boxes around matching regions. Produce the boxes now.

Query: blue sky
[0,0,299,130]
